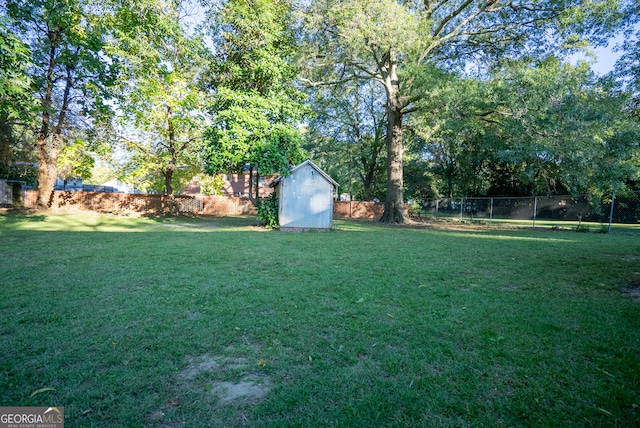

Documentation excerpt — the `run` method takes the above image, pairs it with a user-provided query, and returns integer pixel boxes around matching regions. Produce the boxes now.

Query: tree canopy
[202,0,307,205]
[108,0,208,195]
[0,0,638,218]
[299,0,632,222]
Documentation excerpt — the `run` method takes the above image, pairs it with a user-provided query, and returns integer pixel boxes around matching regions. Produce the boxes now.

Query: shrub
[257,193,279,229]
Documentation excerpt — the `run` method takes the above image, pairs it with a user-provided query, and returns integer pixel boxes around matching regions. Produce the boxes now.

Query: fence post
[608,192,616,234]
[533,196,538,228]
[460,198,464,221]
[490,198,494,225]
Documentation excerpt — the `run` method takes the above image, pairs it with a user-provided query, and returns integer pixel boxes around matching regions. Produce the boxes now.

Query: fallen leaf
[30,387,55,397]
[597,407,613,417]
[166,399,180,407]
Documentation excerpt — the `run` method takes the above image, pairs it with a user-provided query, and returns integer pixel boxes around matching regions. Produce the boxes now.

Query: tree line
[1,0,639,223]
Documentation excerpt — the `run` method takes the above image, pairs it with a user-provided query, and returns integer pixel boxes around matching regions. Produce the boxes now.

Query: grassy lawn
[1,212,640,427]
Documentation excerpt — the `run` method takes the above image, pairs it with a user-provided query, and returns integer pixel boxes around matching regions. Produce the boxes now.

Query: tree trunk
[35,28,65,210]
[35,135,58,209]
[380,49,406,223]
[165,104,176,196]
[248,165,260,207]
[380,105,406,223]
[164,168,174,195]
[35,127,62,209]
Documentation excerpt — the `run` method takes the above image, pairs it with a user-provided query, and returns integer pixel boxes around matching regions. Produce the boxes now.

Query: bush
[257,193,279,229]
[200,175,225,196]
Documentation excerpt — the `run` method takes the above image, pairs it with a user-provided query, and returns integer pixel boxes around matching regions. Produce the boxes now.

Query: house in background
[271,160,338,231]
[53,177,131,193]
[181,173,276,198]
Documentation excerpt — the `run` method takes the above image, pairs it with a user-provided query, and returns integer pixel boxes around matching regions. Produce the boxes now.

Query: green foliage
[57,139,95,180]
[0,19,34,123]
[203,0,307,184]
[256,192,279,229]
[407,56,640,198]
[4,0,116,206]
[199,174,225,196]
[300,0,627,221]
[108,0,208,195]
[304,79,387,201]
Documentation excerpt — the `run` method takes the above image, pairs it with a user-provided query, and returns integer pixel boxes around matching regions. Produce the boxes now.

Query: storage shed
[272,160,338,231]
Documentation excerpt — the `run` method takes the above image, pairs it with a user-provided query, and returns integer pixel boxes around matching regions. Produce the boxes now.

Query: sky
[578,34,626,76]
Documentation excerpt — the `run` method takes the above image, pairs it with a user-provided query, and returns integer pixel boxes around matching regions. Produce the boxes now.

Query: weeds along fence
[416,192,640,232]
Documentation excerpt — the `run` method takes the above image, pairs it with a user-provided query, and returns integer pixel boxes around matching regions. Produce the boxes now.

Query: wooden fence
[24,191,387,219]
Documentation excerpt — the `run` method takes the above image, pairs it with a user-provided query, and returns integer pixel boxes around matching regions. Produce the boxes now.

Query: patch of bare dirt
[177,353,271,406]
[621,284,640,302]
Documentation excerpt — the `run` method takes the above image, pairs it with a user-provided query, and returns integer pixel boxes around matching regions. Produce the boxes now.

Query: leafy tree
[490,57,639,197]
[57,138,95,181]
[411,56,640,199]
[108,0,208,196]
[300,0,627,223]
[199,174,225,196]
[305,79,386,201]
[203,0,307,206]
[0,19,36,180]
[4,0,113,208]
[613,2,640,117]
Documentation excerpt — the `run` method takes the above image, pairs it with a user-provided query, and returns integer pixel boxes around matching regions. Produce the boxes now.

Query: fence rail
[416,192,640,232]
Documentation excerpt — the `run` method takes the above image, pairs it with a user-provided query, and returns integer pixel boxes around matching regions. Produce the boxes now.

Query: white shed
[272,160,338,231]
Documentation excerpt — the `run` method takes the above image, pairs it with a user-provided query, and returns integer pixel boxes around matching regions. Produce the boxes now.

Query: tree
[305,78,386,201]
[300,0,626,223]
[203,0,307,206]
[57,137,95,181]
[4,0,113,208]
[613,2,640,116]
[109,0,208,196]
[410,56,640,198]
[0,19,36,180]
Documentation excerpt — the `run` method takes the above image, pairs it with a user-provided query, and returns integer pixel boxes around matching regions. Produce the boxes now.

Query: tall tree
[0,19,36,180]
[4,0,112,208]
[108,0,208,196]
[305,79,386,201]
[613,2,640,116]
[410,57,640,198]
[301,0,626,223]
[203,0,306,206]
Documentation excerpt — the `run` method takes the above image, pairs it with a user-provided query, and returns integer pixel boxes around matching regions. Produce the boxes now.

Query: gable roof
[271,160,339,188]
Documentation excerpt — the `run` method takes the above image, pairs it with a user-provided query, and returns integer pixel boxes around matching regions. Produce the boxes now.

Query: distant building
[181,173,276,198]
[53,177,133,193]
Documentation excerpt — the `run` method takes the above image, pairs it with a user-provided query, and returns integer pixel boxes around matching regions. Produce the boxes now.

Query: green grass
[1,212,640,426]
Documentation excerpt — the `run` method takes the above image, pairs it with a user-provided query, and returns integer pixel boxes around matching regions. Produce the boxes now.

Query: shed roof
[271,160,339,188]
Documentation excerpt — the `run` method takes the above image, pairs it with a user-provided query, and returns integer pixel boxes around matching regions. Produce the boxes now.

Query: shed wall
[0,180,11,206]
[279,164,334,229]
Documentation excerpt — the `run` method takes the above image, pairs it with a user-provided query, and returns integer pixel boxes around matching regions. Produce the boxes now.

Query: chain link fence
[414,192,640,234]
